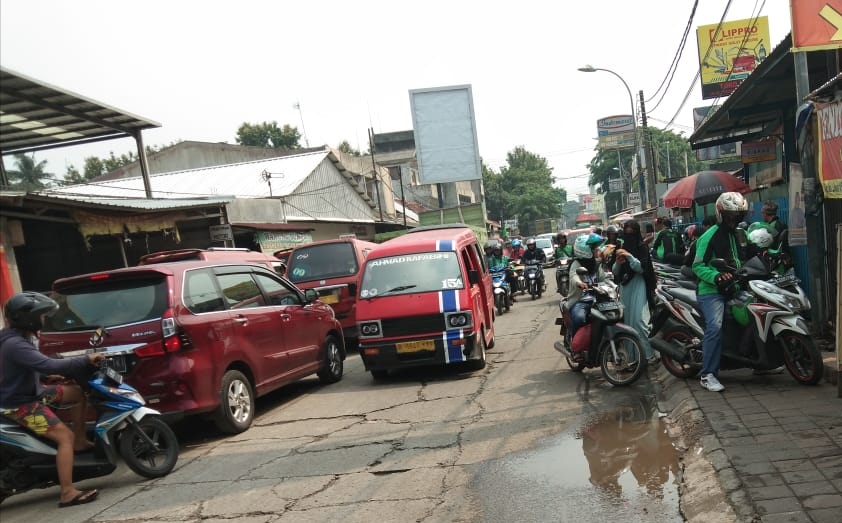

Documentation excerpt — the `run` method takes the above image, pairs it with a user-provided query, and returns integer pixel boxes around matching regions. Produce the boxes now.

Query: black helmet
[605,225,619,235]
[4,291,59,332]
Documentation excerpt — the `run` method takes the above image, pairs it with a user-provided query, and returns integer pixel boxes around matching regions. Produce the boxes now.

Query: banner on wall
[788,163,807,246]
[791,0,842,51]
[816,99,842,198]
[696,16,770,99]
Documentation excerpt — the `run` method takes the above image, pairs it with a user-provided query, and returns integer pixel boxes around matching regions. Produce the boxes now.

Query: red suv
[39,261,345,434]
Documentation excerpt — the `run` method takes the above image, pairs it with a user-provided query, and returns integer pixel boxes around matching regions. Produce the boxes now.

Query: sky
[0,0,794,199]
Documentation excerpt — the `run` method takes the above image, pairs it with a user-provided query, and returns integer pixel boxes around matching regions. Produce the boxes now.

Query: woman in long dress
[612,220,657,363]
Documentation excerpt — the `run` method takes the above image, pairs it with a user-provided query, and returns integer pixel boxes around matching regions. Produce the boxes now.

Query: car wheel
[214,370,255,434]
[317,335,344,383]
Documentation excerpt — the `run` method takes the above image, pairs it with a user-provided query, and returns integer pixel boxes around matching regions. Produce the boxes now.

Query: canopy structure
[0,66,160,194]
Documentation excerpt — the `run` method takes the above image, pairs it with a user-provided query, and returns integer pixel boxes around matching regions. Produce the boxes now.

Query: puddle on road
[472,395,682,522]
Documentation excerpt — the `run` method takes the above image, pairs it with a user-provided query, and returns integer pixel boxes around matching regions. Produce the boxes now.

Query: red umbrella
[661,170,751,208]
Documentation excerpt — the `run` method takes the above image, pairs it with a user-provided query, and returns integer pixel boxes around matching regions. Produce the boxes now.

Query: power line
[647,0,700,108]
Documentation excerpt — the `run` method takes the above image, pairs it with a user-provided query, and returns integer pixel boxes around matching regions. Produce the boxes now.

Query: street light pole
[578,65,646,210]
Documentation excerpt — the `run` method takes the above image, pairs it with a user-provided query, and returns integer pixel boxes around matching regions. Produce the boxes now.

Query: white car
[530,237,556,267]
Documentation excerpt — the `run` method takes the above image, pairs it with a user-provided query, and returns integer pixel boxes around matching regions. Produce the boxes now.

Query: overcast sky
[1,0,793,198]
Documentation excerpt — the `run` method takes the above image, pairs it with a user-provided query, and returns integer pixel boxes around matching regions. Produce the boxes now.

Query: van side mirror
[304,288,318,303]
[468,269,480,285]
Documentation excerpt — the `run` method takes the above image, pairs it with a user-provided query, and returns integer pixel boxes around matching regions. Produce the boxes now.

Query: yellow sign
[697,16,770,100]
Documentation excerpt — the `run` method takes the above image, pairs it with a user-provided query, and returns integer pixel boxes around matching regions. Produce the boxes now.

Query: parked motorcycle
[525,261,545,300]
[490,264,513,315]
[556,257,571,296]
[554,268,646,386]
[0,361,179,504]
[649,256,822,385]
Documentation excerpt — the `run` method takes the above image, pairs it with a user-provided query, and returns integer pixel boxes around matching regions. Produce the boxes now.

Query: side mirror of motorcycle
[576,267,589,276]
[710,258,727,271]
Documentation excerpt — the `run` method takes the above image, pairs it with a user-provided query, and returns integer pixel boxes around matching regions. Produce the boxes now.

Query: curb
[650,365,752,523]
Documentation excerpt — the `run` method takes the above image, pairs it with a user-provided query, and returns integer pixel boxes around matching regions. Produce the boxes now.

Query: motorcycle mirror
[576,267,589,275]
[710,258,727,271]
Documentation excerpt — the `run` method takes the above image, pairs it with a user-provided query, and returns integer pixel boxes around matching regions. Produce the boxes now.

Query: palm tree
[7,154,52,190]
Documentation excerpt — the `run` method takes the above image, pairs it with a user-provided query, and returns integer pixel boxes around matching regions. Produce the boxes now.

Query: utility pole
[639,91,657,209]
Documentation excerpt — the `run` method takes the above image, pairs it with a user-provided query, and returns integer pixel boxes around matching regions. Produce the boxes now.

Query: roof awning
[0,66,160,155]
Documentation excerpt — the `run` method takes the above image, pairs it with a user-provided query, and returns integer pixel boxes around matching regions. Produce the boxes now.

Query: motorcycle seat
[664,286,699,308]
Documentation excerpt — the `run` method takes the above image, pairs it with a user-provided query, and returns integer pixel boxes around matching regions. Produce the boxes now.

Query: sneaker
[753,366,785,375]
[700,373,725,392]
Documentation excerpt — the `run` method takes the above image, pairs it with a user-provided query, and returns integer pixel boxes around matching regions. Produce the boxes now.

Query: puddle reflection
[472,394,682,522]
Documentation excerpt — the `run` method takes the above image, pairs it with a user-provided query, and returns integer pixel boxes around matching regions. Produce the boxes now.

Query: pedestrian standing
[613,220,657,363]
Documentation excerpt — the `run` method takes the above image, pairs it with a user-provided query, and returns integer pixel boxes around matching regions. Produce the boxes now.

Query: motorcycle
[556,257,571,296]
[553,267,646,386]
[649,256,822,385]
[511,260,527,295]
[490,264,513,315]
[0,361,179,504]
[525,261,545,300]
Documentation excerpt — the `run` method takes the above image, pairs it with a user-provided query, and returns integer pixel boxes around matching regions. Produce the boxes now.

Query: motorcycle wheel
[495,295,503,315]
[780,332,823,385]
[119,416,179,478]
[600,333,645,386]
[659,327,702,379]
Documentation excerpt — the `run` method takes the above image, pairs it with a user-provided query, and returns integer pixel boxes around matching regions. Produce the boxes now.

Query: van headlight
[358,320,382,338]
[445,311,473,330]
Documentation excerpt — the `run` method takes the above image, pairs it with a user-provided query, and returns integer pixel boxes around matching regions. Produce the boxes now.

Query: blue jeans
[697,293,726,377]
[570,301,591,340]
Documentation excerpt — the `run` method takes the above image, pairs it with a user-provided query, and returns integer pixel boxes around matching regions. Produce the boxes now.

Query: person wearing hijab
[614,220,658,364]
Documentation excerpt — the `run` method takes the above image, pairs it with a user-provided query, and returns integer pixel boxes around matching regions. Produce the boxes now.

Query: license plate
[596,301,620,312]
[108,355,127,373]
[770,274,797,286]
[396,340,435,353]
[319,293,339,304]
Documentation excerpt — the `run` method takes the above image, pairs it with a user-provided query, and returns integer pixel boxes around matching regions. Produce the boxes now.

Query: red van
[285,238,378,344]
[354,224,495,379]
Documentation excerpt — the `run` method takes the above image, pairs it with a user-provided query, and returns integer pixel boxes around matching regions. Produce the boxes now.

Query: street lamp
[578,64,646,210]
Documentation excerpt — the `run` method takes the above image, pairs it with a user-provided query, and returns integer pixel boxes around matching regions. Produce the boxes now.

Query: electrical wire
[646,0,700,107]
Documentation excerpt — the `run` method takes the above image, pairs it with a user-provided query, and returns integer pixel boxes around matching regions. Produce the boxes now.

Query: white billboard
[409,85,482,184]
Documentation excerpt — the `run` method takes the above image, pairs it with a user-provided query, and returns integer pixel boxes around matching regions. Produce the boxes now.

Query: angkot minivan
[285,238,377,345]
[354,224,495,379]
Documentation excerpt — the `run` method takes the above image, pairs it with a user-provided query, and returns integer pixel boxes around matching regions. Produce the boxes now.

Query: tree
[63,142,179,184]
[236,121,301,149]
[7,154,52,190]
[337,140,362,156]
[482,147,566,234]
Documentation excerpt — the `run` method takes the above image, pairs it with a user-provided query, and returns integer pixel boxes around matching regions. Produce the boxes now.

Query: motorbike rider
[600,225,623,270]
[523,237,548,290]
[567,233,608,341]
[510,238,525,262]
[692,192,750,393]
[0,291,105,507]
[486,243,518,302]
[554,232,573,294]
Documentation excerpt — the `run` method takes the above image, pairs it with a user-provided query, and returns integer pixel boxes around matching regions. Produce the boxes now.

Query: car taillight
[161,308,181,353]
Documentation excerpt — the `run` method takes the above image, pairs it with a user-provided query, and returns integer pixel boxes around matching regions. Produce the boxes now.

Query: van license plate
[108,355,127,373]
[319,294,339,304]
[396,340,435,353]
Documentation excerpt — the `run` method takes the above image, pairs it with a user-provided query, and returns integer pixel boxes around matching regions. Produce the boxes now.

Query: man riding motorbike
[523,238,548,292]
[554,233,573,294]
[510,238,525,261]
[486,242,518,302]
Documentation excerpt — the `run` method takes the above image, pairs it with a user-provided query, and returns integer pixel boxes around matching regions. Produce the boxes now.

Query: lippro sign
[696,16,770,100]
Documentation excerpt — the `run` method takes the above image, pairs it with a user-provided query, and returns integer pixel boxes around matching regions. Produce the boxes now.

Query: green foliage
[7,154,53,190]
[236,121,301,149]
[482,147,566,229]
[64,142,177,184]
[337,140,362,157]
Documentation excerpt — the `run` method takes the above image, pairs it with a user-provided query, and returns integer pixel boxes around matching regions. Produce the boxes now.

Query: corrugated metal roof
[32,194,233,211]
[0,66,160,155]
[48,151,328,199]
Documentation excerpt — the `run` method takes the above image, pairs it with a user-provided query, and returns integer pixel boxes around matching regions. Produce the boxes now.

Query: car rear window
[287,242,359,283]
[44,277,169,332]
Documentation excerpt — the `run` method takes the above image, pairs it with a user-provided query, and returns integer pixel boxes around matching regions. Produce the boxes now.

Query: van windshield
[359,251,463,298]
[43,278,169,332]
[287,243,358,283]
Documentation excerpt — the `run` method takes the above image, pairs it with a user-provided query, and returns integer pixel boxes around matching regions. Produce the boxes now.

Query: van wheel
[317,335,344,383]
[214,370,255,434]
[468,329,488,370]
[370,369,388,380]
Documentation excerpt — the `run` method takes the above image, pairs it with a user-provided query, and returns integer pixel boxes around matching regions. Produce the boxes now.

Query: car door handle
[234,316,248,325]
[280,313,291,321]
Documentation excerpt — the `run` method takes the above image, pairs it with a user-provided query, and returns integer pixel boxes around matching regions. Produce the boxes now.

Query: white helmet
[715,192,748,224]
[748,227,774,249]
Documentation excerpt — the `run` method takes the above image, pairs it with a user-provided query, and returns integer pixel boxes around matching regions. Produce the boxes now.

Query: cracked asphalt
[2,291,691,523]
